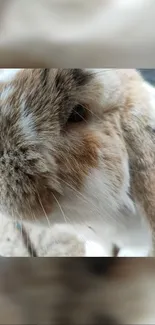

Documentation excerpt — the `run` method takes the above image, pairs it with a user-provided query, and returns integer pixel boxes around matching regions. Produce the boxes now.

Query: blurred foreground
[0,258,154,324]
[0,0,155,67]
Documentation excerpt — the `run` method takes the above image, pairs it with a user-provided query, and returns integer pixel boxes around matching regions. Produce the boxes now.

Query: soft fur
[0,258,155,324]
[0,69,154,256]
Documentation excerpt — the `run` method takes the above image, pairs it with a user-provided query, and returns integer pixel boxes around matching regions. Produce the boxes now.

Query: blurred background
[139,69,155,84]
[0,0,155,67]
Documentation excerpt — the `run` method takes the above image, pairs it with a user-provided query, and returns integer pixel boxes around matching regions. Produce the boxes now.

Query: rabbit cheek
[58,132,102,190]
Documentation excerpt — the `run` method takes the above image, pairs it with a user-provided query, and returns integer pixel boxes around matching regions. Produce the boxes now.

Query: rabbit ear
[122,82,155,251]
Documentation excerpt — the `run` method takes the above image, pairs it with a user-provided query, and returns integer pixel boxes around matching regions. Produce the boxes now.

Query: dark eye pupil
[68,104,86,123]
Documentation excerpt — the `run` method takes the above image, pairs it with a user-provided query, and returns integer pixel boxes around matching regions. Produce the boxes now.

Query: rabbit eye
[68,104,86,123]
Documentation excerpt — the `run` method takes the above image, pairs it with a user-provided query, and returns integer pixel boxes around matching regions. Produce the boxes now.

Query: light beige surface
[0,0,155,67]
[0,215,85,256]
[0,216,29,256]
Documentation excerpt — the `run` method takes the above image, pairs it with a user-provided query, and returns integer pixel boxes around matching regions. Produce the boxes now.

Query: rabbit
[0,68,153,257]
[0,258,155,324]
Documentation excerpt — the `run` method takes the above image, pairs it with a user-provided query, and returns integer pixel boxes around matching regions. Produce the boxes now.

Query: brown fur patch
[57,131,101,189]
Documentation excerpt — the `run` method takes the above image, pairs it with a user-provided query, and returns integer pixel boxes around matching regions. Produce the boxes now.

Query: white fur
[88,69,124,109]
[144,81,155,129]
[0,85,14,102]
[0,85,15,116]
[85,241,106,257]
[118,247,150,257]
[20,101,37,140]
[48,167,151,257]
[132,81,155,130]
